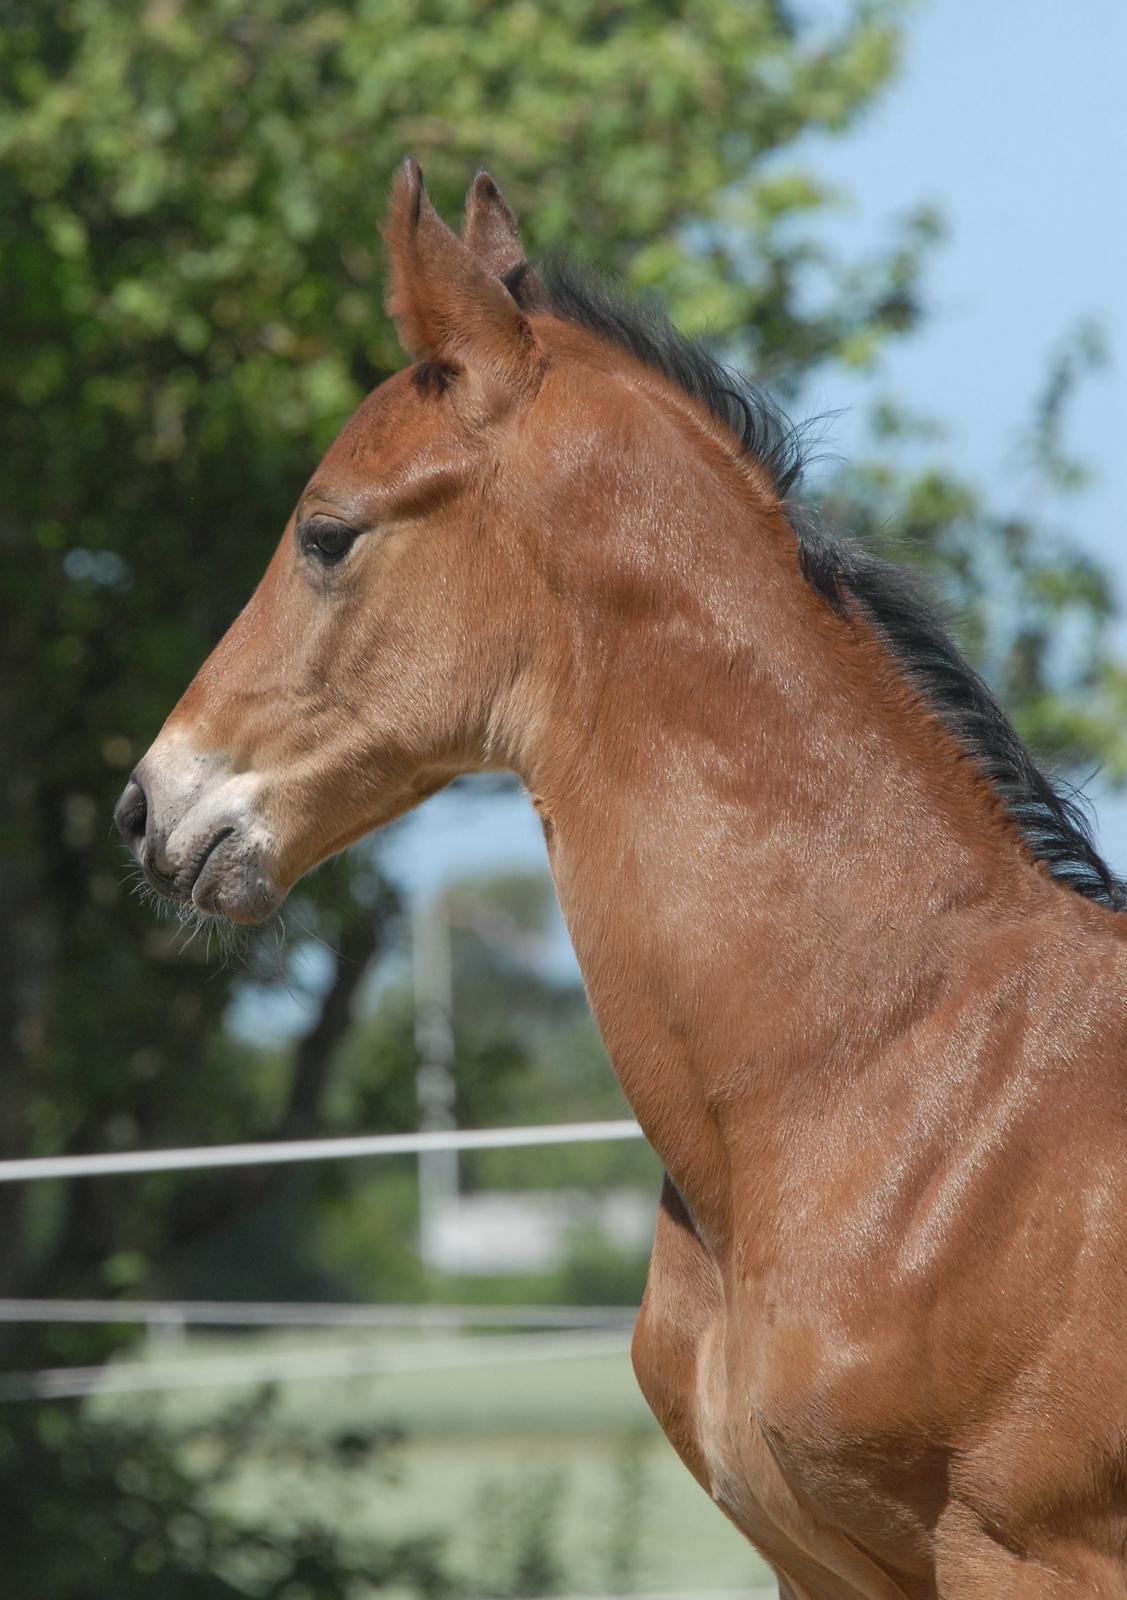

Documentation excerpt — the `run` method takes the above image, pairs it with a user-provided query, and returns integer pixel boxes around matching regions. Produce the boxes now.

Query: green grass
[92,1330,776,1595]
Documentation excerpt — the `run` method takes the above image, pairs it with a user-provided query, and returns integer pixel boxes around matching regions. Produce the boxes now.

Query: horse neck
[516,485,1063,1245]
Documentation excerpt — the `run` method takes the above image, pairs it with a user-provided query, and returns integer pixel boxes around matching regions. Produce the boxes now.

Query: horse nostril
[114,778,148,852]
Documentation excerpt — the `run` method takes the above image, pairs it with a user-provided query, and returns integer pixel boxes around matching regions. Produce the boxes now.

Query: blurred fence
[0,1297,639,1400]
[0,1117,644,1183]
[0,1119,645,1401]
[0,1117,779,1595]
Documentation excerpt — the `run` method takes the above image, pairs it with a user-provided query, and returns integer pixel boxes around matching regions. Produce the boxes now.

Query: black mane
[519,258,1125,912]
[534,257,808,500]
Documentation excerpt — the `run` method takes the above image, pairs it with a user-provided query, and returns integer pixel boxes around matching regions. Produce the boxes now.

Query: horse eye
[300,520,356,566]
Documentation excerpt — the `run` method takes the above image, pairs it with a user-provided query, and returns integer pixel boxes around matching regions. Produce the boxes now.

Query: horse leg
[776,1566,905,1600]
[633,1179,912,1600]
[632,1187,800,1597]
[630,1172,724,1493]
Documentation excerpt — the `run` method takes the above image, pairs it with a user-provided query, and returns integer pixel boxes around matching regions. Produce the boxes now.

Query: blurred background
[1,1,1124,1596]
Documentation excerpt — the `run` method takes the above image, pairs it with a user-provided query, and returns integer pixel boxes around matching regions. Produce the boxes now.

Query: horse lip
[192,825,236,890]
[144,826,236,903]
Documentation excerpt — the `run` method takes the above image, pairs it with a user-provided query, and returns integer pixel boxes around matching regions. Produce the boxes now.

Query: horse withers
[117,161,1127,1599]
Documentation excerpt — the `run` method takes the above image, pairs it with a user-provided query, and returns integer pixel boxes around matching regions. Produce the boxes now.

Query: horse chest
[691,1322,789,1534]
[634,1186,924,1597]
[701,1319,932,1597]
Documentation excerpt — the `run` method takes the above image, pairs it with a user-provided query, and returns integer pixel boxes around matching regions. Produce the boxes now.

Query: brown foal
[116,162,1127,1598]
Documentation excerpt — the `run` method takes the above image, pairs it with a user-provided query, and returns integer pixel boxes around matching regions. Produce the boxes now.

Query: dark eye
[300,519,356,566]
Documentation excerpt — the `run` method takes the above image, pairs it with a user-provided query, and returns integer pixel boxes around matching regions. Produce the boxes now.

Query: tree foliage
[0,0,922,1303]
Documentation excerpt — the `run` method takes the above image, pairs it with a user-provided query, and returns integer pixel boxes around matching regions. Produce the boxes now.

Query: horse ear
[384,158,542,405]
[463,170,548,311]
[463,171,524,275]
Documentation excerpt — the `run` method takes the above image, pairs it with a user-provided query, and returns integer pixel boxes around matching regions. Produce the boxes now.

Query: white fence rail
[0,1121,649,1400]
[0,1298,636,1330]
[0,1327,635,1402]
[0,1118,645,1185]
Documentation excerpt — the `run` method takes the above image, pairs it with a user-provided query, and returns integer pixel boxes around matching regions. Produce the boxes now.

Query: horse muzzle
[114,737,282,925]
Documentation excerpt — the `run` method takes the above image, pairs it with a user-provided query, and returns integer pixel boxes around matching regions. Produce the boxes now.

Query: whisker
[287,907,355,967]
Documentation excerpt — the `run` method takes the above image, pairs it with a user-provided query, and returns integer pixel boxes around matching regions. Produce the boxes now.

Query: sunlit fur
[120,162,1127,1598]
[525,257,1124,912]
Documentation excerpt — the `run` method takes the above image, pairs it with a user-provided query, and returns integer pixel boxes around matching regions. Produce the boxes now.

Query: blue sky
[236,0,1126,1034]
[809,0,1124,523]
[807,0,1127,863]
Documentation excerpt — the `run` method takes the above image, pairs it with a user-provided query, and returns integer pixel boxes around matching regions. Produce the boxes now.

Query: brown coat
[118,163,1127,1598]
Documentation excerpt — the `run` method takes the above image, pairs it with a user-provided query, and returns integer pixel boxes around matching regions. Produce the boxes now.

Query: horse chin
[189,837,283,925]
[136,824,283,926]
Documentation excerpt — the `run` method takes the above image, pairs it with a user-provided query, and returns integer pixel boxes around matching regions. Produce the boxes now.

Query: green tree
[0,0,924,1322]
[1,0,1122,1593]
[819,320,1127,776]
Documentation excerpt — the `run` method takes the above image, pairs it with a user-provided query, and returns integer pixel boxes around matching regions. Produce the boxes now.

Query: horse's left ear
[463,170,548,310]
[463,170,524,276]
[384,158,543,411]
